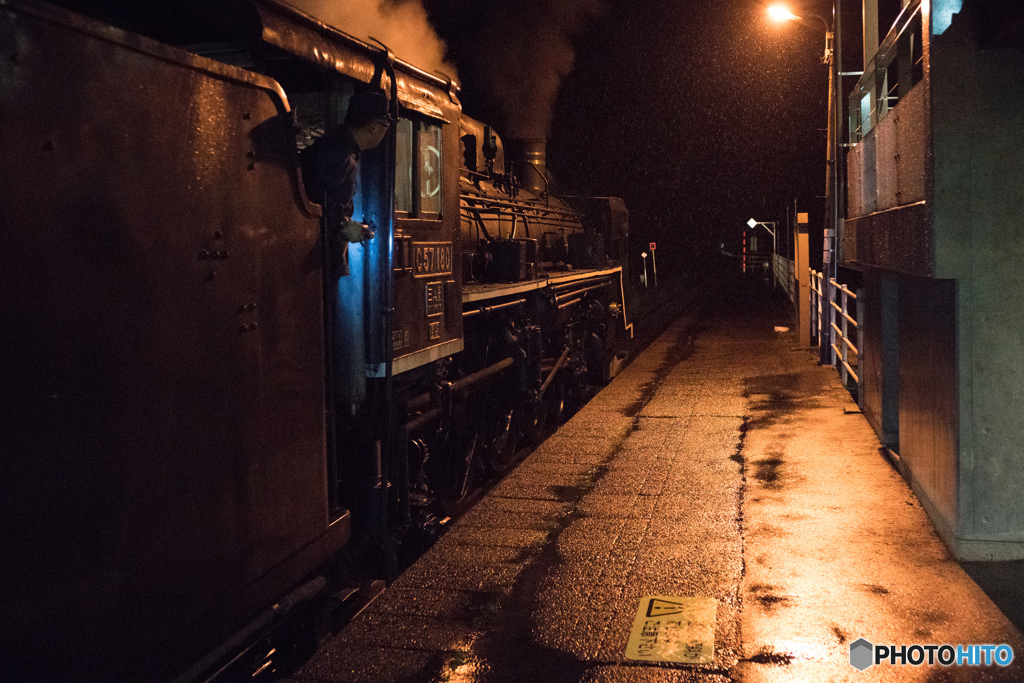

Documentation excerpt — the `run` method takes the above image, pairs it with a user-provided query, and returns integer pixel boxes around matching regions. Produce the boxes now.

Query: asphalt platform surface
[291,280,1024,682]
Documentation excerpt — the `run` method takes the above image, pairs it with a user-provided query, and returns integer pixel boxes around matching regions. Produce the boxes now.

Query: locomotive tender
[0,0,631,679]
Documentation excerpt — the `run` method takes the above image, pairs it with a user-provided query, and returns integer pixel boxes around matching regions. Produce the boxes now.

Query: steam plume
[290,0,455,77]
[443,0,608,139]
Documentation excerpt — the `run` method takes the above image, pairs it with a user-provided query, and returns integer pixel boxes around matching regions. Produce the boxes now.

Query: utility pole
[649,242,658,287]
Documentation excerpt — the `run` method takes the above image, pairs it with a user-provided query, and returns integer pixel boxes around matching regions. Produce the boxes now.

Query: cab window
[395,115,442,220]
[395,118,414,213]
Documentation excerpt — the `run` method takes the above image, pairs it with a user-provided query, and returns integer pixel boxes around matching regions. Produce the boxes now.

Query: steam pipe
[461,196,579,219]
[173,575,327,683]
[402,356,516,417]
[406,392,431,413]
[399,408,442,440]
[556,296,582,310]
[472,212,495,242]
[539,347,571,397]
[554,283,606,303]
[549,276,612,292]
[552,282,606,303]
[463,298,527,317]
[449,357,515,394]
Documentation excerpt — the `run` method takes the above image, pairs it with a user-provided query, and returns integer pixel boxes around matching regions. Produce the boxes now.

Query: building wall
[845,82,932,274]
[844,34,935,474]
[931,8,1024,556]
[861,268,900,447]
[897,274,959,529]
[844,1,1024,559]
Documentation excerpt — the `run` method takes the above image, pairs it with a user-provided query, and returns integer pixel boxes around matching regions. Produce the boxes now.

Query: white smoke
[289,0,455,76]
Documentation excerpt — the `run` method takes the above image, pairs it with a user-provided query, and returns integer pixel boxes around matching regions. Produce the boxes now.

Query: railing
[829,278,862,387]
[811,270,864,398]
[744,252,771,275]
[773,253,796,303]
[848,0,923,143]
[811,270,824,345]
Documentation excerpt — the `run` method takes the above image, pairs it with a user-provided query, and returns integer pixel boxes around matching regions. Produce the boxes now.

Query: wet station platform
[290,285,1024,682]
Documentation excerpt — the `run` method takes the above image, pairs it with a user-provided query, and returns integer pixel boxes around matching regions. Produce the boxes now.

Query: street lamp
[767,1,843,363]
[748,218,778,285]
[767,4,799,23]
[747,218,777,259]
[767,4,833,64]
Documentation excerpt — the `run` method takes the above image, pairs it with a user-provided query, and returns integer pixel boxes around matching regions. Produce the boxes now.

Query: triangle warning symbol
[646,598,688,617]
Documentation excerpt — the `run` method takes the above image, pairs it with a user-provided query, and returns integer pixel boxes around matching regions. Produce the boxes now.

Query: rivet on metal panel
[239,325,249,334]
[237,305,248,314]
[248,323,258,331]
[213,230,223,240]
[218,251,230,259]
[206,271,217,281]
[242,112,252,120]
[199,250,211,260]
[247,302,257,312]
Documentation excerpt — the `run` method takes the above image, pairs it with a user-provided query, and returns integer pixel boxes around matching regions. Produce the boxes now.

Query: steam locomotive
[0,1,631,680]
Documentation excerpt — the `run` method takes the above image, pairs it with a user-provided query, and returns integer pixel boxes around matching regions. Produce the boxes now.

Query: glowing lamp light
[767,4,799,22]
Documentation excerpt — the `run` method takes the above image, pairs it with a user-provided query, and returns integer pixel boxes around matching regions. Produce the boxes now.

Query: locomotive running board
[367,338,465,377]
[461,266,633,339]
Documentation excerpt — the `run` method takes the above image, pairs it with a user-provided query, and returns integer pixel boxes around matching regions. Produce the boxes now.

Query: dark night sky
[426,0,850,277]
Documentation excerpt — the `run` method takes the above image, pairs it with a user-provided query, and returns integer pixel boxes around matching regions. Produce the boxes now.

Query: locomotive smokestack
[508,138,549,194]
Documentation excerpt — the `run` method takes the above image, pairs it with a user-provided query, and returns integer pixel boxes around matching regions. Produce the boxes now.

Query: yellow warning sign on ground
[625,595,717,664]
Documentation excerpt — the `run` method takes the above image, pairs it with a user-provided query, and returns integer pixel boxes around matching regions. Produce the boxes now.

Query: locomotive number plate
[393,329,410,351]
[413,242,452,278]
[425,281,444,317]
[429,321,442,340]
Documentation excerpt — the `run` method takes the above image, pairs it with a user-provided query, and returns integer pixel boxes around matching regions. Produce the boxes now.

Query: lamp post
[747,218,777,258]
[747,217,778,285]
[768,2,843,363]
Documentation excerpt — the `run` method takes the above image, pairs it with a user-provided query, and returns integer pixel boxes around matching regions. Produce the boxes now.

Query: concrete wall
[930,7,1024,558]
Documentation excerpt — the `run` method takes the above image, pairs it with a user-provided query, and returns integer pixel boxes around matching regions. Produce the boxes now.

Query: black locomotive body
[0,1,631,680]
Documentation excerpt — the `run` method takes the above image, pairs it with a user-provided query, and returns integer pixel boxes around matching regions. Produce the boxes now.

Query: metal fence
[773,254,796,302]
[811,270,863,399]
